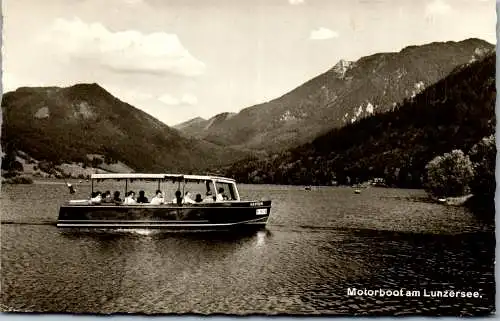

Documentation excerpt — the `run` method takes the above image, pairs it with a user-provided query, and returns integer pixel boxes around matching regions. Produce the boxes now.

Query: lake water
[1,182,495,316]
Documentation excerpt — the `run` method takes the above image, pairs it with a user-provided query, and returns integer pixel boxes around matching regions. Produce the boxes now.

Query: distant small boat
[354,189,361,194]
[305,186,312,191]
[66,182,76,194]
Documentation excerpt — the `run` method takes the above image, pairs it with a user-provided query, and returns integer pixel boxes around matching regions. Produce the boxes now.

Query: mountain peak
[10,83,108,96]
[330,59,353,79]
[459,37,493,46]
[210,112,236,121]
[400,38,493,54]
[149,38,496,153]
[173,116,207,130]
[67,82,110,95]
[1,84,249,172]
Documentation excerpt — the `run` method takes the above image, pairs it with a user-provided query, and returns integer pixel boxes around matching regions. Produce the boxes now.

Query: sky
[2,0,497,126]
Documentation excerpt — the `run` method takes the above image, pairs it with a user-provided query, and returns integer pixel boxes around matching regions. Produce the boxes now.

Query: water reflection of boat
[57,173,272,231]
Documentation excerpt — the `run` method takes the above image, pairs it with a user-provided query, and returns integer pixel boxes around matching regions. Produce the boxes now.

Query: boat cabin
[85,173,240,204]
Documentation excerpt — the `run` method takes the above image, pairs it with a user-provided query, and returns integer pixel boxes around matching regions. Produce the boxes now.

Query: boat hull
[57,201,271,230]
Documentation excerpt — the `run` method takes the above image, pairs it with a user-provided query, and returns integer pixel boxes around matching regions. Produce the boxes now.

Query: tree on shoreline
[423,134,496,202]
[1,142,23,173]
[468,134,496,198]
[423,150,474,197]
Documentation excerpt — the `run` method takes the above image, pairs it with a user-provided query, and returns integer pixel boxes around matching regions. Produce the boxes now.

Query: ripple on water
[1,184,495,315]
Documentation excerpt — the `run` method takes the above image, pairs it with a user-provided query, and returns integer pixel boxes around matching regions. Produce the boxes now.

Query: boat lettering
[256,208,267,215]
[250,202,264,207]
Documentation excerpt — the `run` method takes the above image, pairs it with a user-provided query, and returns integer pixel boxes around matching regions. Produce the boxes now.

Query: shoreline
[2,177,484,207]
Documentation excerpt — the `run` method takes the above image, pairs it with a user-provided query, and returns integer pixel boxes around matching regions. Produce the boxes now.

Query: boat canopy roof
[91,173,236,183]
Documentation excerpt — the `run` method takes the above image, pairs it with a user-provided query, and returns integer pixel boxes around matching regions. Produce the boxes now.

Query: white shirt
[123,196,137,205]
[183,194,196,204]
[150,196,164,205]
[203,195,215,203]
[90,195,102,204]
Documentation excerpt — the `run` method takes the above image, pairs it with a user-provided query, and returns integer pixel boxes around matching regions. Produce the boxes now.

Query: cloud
[38,17,206,77]
[158,93,198,106]
[309,27,339,40]
[288,0,305,4]
[159,93,181,105]
[425,0,452,18]
[180,93,198,105]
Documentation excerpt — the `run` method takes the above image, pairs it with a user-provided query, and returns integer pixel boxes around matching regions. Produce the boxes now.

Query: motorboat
[57,173,272,231]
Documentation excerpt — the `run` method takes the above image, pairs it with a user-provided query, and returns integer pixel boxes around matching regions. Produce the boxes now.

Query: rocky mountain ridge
[176,38,494,153]
[1,83,249,173]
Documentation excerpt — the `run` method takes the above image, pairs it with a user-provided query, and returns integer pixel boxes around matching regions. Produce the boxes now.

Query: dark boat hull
[57,201,271,230]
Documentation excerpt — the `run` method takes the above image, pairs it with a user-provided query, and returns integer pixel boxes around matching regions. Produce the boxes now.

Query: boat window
[91,179,163,203]
[215,182,238,201]
[88,178,237,204]
[91,178,187,204]
[180,180,215,202]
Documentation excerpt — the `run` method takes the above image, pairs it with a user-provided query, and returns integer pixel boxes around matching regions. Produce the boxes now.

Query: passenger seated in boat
[123,191,137,205]
[195,194,203,203]
[137,190,149,204]
[90,191,102,204]
[150,190,164,205]
[102,191,113,203]
[203,191,215,202]
[113,191,122,204]
[172,190,183,205]
[183,191,196,204]
[216,187,229,201]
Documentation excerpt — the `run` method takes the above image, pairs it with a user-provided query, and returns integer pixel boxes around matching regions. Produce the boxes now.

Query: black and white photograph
[0,0,496,316]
